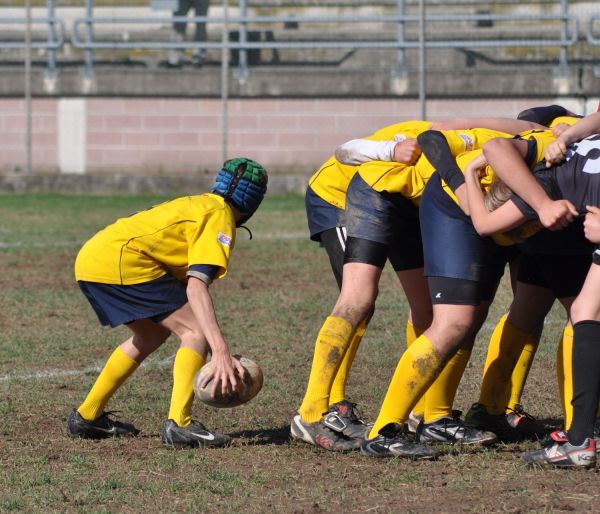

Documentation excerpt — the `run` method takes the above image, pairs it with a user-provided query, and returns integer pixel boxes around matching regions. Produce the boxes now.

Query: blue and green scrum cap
[211,158,268,221]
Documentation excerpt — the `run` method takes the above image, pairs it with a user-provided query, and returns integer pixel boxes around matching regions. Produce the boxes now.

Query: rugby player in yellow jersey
[294,118,541,454]
[303,121,423,446]
[347,114,586,445]
[66,158,268,448]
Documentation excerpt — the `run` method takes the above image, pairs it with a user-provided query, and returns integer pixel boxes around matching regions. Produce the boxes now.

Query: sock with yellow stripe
[478,315,530,415]
[369,335,443,439]
[406,320,426,417]
[556,325,574,429]
[329,319,367,406]
[506,338,539,412]
[168,347,206,427]
[423,349,471,423]
[77,346,139,421]
[299,316,355,423]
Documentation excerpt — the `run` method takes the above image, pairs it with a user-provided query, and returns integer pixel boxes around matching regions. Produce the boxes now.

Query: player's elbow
[334,140,360,165]
[474,224,494,237]
[469,215,496,237]
[416,130,446,154]
[187,275,210,296]
[482,137,509,158]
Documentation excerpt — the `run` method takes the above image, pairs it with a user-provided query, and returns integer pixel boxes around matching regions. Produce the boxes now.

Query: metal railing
[0,16,65,77]
[587,15,600,45]
[70,11,579,79]
[2,1,587,81]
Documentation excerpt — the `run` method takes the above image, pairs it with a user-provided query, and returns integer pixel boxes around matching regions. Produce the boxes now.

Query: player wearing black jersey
[469,112,600,467]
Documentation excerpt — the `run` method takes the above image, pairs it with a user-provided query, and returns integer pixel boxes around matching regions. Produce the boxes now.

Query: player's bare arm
[483,137,577,230]
[429,117,545,134]
[464,156,525,236]
[186,276,245,397]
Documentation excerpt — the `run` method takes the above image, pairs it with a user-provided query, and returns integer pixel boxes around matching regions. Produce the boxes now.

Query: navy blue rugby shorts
[78,274,188,328]
[305,186,343,242]
[420,174,513,304]
[344,173,423,271]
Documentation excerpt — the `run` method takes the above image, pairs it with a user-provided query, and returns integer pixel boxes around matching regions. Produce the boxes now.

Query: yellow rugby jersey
[440,128,560,203]
[439,130,560,245]
[358,127,512,202]
[549,115,581,129]
[515,129,558,165]
[75,194,236,285]
[308,120,431,209]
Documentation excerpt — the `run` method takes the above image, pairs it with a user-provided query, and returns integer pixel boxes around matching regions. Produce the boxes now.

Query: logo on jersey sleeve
[217,232,232,247]
[458,133,475,152]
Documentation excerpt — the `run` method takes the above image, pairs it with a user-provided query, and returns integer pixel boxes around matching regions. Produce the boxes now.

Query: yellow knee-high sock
[406,320,426,417]
[557,325,574,430]
[77,346,139,421]
[507,338,539,411]
[329,320,367,406]
[478,315,530,415]
[424,349,471,423]
[369,335,442,438]
[299,316,355,423]
[168,347,206,427]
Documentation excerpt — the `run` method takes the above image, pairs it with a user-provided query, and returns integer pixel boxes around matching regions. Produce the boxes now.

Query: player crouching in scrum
[66,158,268,448]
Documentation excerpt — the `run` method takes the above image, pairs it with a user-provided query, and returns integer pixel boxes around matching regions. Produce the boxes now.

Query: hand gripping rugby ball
[194,356,263,408]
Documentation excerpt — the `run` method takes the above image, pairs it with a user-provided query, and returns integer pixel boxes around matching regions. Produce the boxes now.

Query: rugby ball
[194,356,263,408]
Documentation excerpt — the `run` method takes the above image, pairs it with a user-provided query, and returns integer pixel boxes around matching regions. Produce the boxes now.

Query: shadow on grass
[229,425,291,446]
[537,417,563,430]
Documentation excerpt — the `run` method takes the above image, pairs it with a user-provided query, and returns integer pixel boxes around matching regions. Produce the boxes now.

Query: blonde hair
[484,179,542,243]
[483,179,513,212]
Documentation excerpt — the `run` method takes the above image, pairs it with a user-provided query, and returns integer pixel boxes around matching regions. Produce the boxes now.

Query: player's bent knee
[172,327,205,346]
[331,301,373,328]
[570,298,600,324]
[427,312,475,353]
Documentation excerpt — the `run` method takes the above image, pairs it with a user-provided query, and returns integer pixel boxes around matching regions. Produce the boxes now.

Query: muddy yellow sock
[168,347,206,427]
[507,338,539,411]
[557,325,574,429]
[369,335,442,438]
[299,316,354,423]
[329,320,367,405]
[423,349,471,423]
[77,346,139,421]
[406,320,426,417]
[478,315,529,415]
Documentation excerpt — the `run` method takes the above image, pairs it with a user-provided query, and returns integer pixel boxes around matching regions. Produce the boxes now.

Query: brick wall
[0,99,58,173]
[2,96,597,176]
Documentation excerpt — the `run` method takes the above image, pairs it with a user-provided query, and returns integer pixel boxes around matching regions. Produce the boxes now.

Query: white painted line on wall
[58,98,87,174]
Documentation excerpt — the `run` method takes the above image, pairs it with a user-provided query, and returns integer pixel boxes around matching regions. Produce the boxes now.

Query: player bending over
[66,158,267,449]
[295,120,541,456]
[302,121,424,447]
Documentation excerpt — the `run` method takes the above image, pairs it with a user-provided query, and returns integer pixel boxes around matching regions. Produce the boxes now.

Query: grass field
[0,192,598,513]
